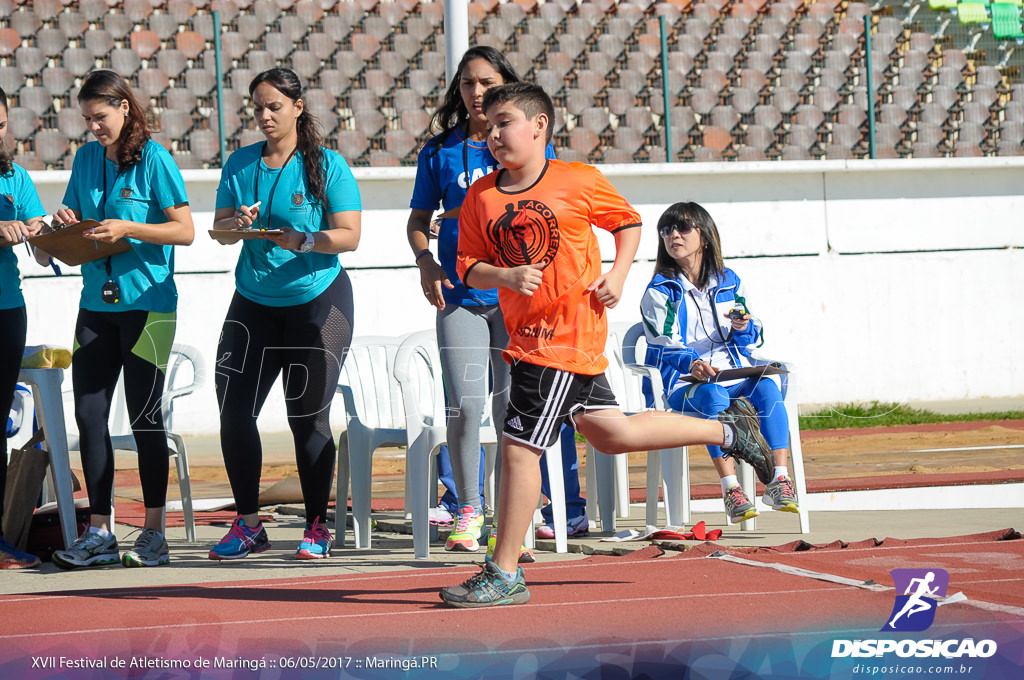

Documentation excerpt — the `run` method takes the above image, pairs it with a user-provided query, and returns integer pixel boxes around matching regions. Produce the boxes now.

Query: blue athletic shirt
[216,143,362,307]
[410,128,555,307]
[62,140,188,313]
[0,163,46,310]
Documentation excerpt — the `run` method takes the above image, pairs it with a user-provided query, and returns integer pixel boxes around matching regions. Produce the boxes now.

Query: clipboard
[29,220,132,266]
[681,364,788,384]
[209,229,283,244]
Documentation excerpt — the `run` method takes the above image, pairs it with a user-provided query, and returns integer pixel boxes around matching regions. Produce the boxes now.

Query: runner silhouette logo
[882,568,949,632]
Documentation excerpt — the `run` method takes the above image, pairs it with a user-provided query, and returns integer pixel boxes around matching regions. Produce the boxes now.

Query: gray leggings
[436,303,510,512]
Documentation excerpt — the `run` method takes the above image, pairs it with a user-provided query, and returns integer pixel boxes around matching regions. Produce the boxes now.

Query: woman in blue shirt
[45,71,195,571]
[0,85,47,569]
[209,68,361,561]
[407,47,587,555]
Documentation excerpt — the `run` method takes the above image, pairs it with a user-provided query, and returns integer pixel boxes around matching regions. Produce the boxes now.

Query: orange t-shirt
[457,159,642,375]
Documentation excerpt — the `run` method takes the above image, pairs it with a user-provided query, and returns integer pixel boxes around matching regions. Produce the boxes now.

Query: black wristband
[415,248,432,263]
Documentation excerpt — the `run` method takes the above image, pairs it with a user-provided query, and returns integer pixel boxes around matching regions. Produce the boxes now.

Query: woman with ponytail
[209,68,361,561]
[0,86,47,569]
[46,70,195,571]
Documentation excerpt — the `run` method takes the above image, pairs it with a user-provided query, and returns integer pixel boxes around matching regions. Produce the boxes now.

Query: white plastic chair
[585,322,690,531]
[63,343,205,542]
[392,330,500,559]
[16,367,79,549]
[334,335,408,548]
[622,322,811,534]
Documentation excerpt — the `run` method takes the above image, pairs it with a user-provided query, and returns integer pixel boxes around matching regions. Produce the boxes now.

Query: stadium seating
[1,0,1020,169]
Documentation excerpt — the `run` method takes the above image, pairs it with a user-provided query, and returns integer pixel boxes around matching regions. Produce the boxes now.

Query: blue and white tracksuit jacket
[639,269,789,456]
[640,269,761,398]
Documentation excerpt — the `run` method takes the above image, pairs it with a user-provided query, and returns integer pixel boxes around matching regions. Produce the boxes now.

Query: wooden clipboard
[209,229,283,244]
[681,364,788,384]
[29,220,132,266]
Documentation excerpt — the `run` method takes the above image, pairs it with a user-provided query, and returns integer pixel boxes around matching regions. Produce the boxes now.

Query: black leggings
[0,306,28,535]
[215,270,353,522]
[73,309,176,514]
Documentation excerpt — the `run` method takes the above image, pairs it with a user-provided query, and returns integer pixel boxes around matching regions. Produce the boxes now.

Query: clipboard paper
[681,364,788,384]
[209,229,283,243]
[29,220,131,266]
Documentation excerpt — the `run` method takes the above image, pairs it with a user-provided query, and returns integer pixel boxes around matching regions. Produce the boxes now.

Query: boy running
[441,83,774,608]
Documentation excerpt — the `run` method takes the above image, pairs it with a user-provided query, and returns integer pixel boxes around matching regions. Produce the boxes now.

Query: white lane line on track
[709,553,1024,618]
[0,585,875,640]
[2,536,1017,604]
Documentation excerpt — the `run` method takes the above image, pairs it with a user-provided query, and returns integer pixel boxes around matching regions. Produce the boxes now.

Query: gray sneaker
[122,528,170,567]
[763,475,800,513]
[440,559,531,608]
[719,397,774,485]
[52,530,120,570]
[723,484,760,523]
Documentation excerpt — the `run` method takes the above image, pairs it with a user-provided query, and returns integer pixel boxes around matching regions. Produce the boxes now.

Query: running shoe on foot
[0,536,40,569]
[428,504,455,527]
[487,532,535,564]
[719,397,774,485]
[52,529,120,570]
[763,475,800,513]
[439,559,531,608]
[296,517,334,559]
[121,528,170,567]
[723,484,760,523]
[536,512,590,539]
[208,516,271,560]
[445,504,485,552]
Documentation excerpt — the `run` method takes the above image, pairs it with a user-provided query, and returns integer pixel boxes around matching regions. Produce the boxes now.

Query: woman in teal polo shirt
[208,68,361,561]
[46,70,194,571]
[0,85,47,569]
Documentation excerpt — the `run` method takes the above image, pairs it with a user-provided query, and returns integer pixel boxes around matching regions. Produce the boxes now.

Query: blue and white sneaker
[296,517,334,560]
[0,535,41,569]
[208,516,271,560]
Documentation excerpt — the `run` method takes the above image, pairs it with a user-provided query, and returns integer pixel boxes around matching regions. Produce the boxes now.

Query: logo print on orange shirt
[488,199,559,268]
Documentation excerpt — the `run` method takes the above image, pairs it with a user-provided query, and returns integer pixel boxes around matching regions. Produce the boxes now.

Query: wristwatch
[297,232,315,253]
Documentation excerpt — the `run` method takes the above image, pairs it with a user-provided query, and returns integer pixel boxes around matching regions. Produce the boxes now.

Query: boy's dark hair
[653,201,725,291]
[249,68,329,210]
[482,82,555,143]
[428,46,520,147]
[78,70,151,171]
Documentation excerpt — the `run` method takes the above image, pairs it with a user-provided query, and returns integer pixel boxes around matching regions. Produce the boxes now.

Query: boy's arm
[464,260,546,295]
[586,225,641,309]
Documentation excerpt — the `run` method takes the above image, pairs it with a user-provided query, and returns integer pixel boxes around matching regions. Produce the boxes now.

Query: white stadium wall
[19,157,1024,434]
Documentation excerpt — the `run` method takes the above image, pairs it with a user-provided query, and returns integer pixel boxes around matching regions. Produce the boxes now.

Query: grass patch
[799,401,1024,431]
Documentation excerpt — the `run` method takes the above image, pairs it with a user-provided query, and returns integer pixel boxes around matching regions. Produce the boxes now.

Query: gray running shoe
[763,475,801,513]
[122,528,171,567]
[723,484,760,523]
[52,530,120,570]
[719,397,774,485]
[440,559,531,608]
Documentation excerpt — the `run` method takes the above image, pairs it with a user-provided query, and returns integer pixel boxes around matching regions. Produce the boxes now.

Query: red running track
[2,532,1023,679]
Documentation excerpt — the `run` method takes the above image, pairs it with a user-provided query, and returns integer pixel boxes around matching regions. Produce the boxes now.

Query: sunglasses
[658,221,697,238]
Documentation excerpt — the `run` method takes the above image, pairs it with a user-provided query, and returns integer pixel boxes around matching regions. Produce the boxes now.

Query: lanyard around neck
[254,144,297,231]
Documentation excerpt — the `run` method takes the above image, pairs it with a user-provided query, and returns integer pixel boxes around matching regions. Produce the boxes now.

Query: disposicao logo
[831,568,997,659]
[883,568,949,632]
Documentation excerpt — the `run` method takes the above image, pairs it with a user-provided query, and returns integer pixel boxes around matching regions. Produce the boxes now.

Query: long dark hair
[0,86,11,176]
[249,68,327,209]
[78,70,150,171]
[427,46,519,147]
[653,202,725,291]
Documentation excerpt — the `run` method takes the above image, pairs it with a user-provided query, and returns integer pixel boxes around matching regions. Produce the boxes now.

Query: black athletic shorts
[503,359,618,450]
